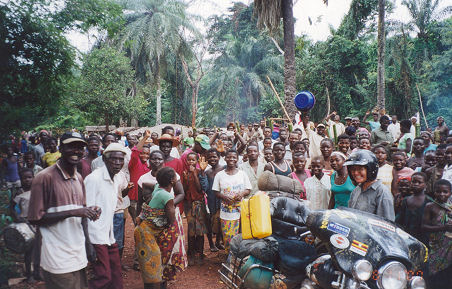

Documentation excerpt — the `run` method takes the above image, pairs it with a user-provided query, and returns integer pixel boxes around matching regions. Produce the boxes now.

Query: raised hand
[216,139,225,152]
[199,156,208,171]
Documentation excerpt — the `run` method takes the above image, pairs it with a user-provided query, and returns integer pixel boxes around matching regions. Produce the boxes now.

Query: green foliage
[77,47,147,128]
[197,3,283,126]
[0,0,124,135]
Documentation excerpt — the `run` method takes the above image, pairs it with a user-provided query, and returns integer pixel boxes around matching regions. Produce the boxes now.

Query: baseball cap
[103,143,128,155]
[195,134,211,150]
[317,123,326,128]
[60,132,86,145]
[345,116,352,120]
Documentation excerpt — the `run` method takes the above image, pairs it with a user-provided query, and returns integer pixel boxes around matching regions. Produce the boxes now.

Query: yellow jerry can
[240,191,272,239]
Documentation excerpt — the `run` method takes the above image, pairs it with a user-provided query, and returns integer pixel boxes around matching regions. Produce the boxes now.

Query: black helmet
[344,150,379,182]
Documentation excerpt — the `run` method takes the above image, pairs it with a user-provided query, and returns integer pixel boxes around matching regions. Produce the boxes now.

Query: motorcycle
[219,196,428,289]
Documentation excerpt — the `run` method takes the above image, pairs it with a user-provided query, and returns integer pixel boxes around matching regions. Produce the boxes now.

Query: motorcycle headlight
[377,261,407,289]
[410,276,426,289]
[352,259,373,281]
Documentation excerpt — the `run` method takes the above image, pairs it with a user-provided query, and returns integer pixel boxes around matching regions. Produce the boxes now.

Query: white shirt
[114,171,130,213]
[327,120,345,138]
[388,122,401,140]
[258,139,276,152]
[212,170,252,220]
[305,175,331,210]
[442,164,452,184]
[84,166,119,245]
[306,127,327,158]
[239,161,265,194]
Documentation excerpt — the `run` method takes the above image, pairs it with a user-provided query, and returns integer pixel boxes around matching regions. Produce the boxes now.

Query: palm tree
[377,0,386,110]
[117,0,196,125]
[402,0,451,60]
[254,0,328,119]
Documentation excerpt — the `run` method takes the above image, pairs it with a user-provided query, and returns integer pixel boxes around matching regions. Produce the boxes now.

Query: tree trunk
[282,0,297,120]
[155,58,162,125]
[377,0,386,111]
[105,114,110,132]
[191,86,198,128]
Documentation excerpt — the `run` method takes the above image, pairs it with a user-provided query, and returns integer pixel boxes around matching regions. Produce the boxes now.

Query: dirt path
[11,216,226,289]
[122,217,226,289]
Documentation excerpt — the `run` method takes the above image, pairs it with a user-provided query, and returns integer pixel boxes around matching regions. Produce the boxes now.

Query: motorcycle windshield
[306,208,428,274]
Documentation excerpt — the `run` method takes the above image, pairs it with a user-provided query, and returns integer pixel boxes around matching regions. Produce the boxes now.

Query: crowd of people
[1,111,452,288]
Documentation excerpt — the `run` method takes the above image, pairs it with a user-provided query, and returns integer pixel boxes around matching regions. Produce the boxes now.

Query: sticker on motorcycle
[330,234,350,249]
[327,222,350,237]
[396,228,411,239]
[350,240,368,256]
[368,219,395,232]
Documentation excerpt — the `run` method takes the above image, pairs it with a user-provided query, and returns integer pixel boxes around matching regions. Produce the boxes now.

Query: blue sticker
[327,222,350,237]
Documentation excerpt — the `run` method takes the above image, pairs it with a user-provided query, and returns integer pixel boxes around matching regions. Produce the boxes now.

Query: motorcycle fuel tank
[306,207,428,278]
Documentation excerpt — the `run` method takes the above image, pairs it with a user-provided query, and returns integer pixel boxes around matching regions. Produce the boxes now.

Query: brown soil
[10,216,226,289]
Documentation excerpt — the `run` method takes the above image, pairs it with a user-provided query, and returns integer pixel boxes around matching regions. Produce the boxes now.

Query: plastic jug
[241,191,272,239]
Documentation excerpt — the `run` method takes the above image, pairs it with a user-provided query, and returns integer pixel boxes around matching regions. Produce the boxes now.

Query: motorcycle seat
[271,197,311,240]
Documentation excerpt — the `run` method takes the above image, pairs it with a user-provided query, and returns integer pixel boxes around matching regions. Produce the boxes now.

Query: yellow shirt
[377,163,393,191]
[42,151,61,167]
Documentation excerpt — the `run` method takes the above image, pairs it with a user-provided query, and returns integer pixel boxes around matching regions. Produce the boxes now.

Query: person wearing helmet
[345,150,395,221]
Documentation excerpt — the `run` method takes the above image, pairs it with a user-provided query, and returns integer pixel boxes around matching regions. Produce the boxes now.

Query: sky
[66,0,426,53]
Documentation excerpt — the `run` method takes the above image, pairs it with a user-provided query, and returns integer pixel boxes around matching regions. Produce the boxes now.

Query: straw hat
[154,134,180,147]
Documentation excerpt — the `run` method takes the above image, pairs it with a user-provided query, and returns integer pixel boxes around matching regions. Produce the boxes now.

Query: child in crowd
[292,141,310,168]
[394,177,411,214]
[41,137,60,168]
[422,150,436,172]
[396,172,430,244]
[304,156,331,210]
[407,137,425,170]
[263,147,274,163]
[212,150,251,252]
[23,151,43,176]
[182,152,207,265]
[290,152,311,199]
[201,149,224,251]
[78,135,100,179]
[349,136,358,151]
[320,138,334,175]
[391,151,414,196]
[264,142,292,176]
[373,145,393,190]
[358,137,371,150]
[10,168,40,282]
[337,134,351,156]
[425,144,447,197]
[421,179,452,288]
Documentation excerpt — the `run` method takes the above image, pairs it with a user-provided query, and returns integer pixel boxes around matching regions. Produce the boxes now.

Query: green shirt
[149,185,174,209]
[371,127,394,147]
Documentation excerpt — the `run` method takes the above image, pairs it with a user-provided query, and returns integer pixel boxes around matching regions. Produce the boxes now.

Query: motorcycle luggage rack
[219,255,277,289]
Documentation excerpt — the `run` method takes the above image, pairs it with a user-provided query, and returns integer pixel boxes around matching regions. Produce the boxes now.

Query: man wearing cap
[325,112,345,138]
[388,115,401,140]
[181,134,211,172]
[345,116,352,128]
[28,132,100,289]
[305,123,327,158]
[84,143,127,289]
